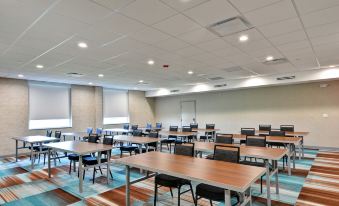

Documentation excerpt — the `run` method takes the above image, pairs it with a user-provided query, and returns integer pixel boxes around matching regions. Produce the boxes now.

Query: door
[180,100,196,127]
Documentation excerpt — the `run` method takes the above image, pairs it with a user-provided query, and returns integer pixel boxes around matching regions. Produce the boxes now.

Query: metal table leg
[79,155,83,193]
[48,148,51,178]
[15,140,18,162]
[265,160,271,206]
[287,144,291,176]
[30,143,34,170]
[274,160,279,194]
[126,165,130,206]
[225,189,231,206]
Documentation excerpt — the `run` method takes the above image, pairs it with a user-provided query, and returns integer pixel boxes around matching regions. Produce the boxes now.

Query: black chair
[259,124,271,136]
[37,130,62,165]
[67,135,98,174]
[280,125,294,132]
[96,128,103,136]
[122,124,129,135]
[46,130,52,137]
[196,145,239,206]
[119,130,142,157]
[269,130,289,169]
[154,143,195,206]
[86,127,93,135]
[206,134,234,159]
[200,124,215,142]
[131,125,138,130]
[160,126,178,153]
[82,135,113,183]
[190,123,198,140]
[135,131,159,154]
[181,126,193,143]
[241,135,267,193]
[240,128,255,144]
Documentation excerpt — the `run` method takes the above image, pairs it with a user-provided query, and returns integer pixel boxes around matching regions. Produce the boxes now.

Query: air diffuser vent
[276,76,295,80]
[214,83,227,88]
[207,16,252,37]
[263,58,288,65]
[66,72,84,77]
[207,76,224,81]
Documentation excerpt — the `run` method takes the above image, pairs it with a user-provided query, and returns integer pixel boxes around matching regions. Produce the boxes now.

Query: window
[29,82,71,129]
[103,89,129,125]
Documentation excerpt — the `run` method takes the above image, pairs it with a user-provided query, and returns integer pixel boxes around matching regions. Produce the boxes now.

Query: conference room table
[191,128,220,140]
[61,132,88,141]
[193,142,287,206]
[103,128,130,135]
[255,130,309,158]
[232,134,301,176]
[12,136,59,169]
[116,151,265,206]
[44,141,114,193]
[113,135,160,154]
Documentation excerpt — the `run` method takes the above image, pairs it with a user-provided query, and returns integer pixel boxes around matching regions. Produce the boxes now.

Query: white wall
[155,80,339,148]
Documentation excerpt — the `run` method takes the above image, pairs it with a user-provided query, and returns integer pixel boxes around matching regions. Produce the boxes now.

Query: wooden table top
[116,151,265,192]
[114,135,159,144]
[12,136,59,143]
[232,134,302,144]
[43,141,113,155]
[159,131,197,136]
[62,132,88,137]
[191,128,220,132]
[255,130,309,136]
[103,128,130,133]
[193,142,287,160]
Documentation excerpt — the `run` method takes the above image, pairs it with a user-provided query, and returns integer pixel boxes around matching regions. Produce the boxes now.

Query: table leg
[126,165,130,206]
[48,148,51,178]
[15,140,18,162]
[293,145,296,169]
[107,150,111,184]
[265,160,271,206]
[224,189,231,206]
[274,160,279,194]
[287,144,291,176]
[30,143,34,170]
[298,142,302,160]
[79,155,83,193]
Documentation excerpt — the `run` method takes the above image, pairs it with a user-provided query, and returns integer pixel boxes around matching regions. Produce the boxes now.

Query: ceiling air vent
[263,58,288,65]
[276,76,295,81]
[207,76,224,81]
[66,72,84,77]
[214,83,227,88]
[170,89,180,93]
[207,16,252,37]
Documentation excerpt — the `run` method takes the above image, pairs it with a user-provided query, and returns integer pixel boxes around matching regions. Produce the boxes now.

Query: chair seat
[196,183,237,201]
[83,156,98,165]
[120,146,138,151]
[161,139,175,144]
[68,154,91,161]
[33,147,48,152]
[205,154,214,160]
[155,174,190,188]
[134,148,156,154]
[240,161,273,170]
[268,142,286,147]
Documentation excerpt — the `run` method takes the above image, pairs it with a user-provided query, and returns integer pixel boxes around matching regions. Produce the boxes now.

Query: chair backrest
[46,130,52,137]
[123,124,129,130]
[215,134,233,144]
[102,135,114,145]
[146,123,152,129]
[88,134,99,143]
[86,127,93,135]
[213,145,240,163]
[54,131,61,139]
[169,126,178,132]
[241,128,255,136]
[182,126,192,132]
[132,129,143,137]
[269,130,286,136]
[280,125,294,132]
[246,135,266,147]
[206,124,215,129]
[190,123,198,129]
[148,131,158,138]
[156,123,162,129]
[174,143,194,157]
[131,125,138,130]
[96,128,103,135]
[259,124,271,131]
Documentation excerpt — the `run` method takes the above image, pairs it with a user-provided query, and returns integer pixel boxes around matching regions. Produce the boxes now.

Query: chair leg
[178,186,181,206]
[194,195,198,206]
[170,187,173,197]
[92,167,96,184]
[209,200,213,206]
[109,170,113,179]
[43,153,46,165]
[189,183,195,203]
[120,151,123,158]
[99,166,103,175]
[83,168,86,180]
[69,161,72,174]
[154,183,158,206]
[260,176,263,194]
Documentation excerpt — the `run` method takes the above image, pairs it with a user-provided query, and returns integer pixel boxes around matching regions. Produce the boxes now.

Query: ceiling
[1,0,339,91]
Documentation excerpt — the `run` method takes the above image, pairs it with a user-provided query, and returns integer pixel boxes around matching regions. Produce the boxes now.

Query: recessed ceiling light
[147,60,154,65]
[78,42,88,48]
[88,82,93,85]
[266,56,274,61]
[329,65,336,68]
[36,64,44,69]
[139,80,144,83]
[98,74,104,77]
[18,74,24,78]
[188,70,194,75]
[239,35,248,42]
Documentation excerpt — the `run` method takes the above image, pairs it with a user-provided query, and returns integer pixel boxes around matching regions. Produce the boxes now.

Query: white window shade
[29,82,71,129]
[103,89,129,125]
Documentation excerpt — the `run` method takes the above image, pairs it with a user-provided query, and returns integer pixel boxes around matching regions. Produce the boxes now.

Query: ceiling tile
[184,0,238,26]
[175,46,206,57]
[91,0,135,11]
[119,0,177,25]
[177,28,217,44]
[294,0,339,14]
[243,0,297,26]
[154,37,190,51]
[160,0,209,12]
[257,18,303,38]
[300,5,339,28]
[269,30,307,46]
[229,0,281,13]
[153,14,200,36]
[306,21,339,38]
[196,38,231,52]
[129,27,170,44]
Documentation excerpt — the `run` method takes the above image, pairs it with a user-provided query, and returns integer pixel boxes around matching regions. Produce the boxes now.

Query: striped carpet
[0,148,318,206]
[296,150,339,206]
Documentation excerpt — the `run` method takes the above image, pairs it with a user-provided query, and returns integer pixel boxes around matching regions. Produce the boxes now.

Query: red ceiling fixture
[163,64,169,69]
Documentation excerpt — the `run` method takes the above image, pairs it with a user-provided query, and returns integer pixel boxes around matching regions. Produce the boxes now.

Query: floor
[0,147,318,206]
